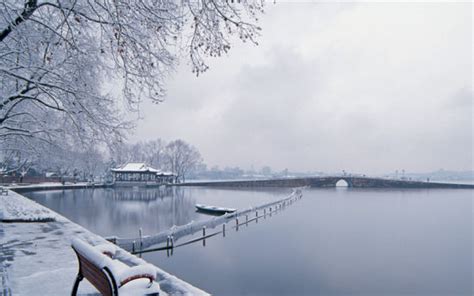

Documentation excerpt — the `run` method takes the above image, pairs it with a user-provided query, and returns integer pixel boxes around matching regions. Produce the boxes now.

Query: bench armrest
[117,264,157,288]
[94,243,118,259]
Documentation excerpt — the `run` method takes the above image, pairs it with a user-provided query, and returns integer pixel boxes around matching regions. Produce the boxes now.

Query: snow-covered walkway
[0,190,208,295]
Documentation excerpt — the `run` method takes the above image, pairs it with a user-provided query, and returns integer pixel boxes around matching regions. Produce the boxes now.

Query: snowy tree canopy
[0,0,262,162]
[110,138,202,182]
[163,139,202,182]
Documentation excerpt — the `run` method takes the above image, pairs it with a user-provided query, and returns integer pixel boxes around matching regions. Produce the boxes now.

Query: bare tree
[0,1,263,157]
[163,139,202,182]
[77,147,105,181]
[109,138,167,170]
[109,141,134,166]
[143,139,167,169]
[37,142,78,178]
[0,147,32,174]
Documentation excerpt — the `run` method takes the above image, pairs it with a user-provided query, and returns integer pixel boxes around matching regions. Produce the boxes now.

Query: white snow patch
[95,242,119,258]
[8,182,90,189]
[0,190,59,221]
[72,238,111,268]
[116,264,157,285]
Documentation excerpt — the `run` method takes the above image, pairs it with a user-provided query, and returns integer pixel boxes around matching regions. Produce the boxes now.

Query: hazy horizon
[130,2,472,175]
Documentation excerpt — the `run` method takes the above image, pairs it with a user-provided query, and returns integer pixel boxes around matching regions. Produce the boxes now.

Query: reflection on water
[112,187,173,200]
[25,187,195,237]
[25,187,473,295]
[24,187,286,239]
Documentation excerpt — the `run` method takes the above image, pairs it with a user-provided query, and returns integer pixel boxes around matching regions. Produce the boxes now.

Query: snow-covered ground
[6,182,103,192]
[0,190,59,222]
[0,189,208,295]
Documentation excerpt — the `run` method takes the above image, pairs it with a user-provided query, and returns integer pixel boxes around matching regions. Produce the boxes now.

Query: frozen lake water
[24,187,473,295]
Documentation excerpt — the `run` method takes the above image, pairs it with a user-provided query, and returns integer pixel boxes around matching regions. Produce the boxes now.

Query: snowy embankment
[0,189,209,295]
[0,190,59,222]
[8,182,105,193]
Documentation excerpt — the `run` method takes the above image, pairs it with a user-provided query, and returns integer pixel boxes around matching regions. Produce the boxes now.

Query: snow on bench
[71,238,160,296]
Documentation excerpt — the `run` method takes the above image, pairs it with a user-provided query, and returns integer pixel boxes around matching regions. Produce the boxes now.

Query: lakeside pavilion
[111,162,177,185]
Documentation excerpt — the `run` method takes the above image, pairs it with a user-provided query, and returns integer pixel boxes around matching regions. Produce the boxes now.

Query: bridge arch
[335,178,353,188]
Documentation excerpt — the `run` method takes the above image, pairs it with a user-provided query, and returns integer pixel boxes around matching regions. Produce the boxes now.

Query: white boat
[195,204,236,215]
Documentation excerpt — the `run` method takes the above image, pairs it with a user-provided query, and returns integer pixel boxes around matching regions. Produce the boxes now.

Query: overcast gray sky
[131,2,472,174]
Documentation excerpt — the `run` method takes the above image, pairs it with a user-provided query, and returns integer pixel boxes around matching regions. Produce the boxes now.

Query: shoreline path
[0,189,208,295]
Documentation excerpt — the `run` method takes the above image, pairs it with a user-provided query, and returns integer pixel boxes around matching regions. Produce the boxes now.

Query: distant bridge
[179,176,474,189]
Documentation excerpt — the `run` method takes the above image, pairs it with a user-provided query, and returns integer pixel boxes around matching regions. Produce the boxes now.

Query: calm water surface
[25,187,473,296]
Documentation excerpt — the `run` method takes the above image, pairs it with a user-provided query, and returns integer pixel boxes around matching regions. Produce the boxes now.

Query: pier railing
[107,188,304,254]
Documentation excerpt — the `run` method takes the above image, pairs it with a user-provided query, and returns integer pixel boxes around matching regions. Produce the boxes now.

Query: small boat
[195,204,236,215]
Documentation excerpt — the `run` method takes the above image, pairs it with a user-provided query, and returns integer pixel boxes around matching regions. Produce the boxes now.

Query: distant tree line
[110,139,202,182]
[0,138,202,183]
[188,165,315,181]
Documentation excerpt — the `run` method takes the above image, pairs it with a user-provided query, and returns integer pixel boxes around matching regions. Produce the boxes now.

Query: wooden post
[236,218,239,231]
[139,228,143,251]
[202,226,206,246]
[246,215,248,226]
[132,240,135,253]
[223,223,226,237]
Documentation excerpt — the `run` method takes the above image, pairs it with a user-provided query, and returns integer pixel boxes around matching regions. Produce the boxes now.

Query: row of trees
[0,138,202,183]
[111,139,202,182]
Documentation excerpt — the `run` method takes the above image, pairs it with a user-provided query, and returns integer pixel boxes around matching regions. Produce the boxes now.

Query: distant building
[45,172,59,178]
[156,171,178,184]
[111,162,177,186]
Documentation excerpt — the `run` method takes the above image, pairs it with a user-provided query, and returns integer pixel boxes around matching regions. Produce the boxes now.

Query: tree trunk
[0,0,38,42]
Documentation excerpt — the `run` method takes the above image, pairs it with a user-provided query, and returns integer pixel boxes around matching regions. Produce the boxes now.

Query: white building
[111,163,177,186]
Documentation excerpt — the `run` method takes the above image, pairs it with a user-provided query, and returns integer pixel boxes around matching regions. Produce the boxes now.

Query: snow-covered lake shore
[0,189,208,295]
[7,182,106,193]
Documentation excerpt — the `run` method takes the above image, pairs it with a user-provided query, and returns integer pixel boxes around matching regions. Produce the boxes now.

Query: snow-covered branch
[0,0,262,163]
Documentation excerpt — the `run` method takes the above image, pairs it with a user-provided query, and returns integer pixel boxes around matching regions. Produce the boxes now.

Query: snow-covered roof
[111,163,159,173]
[157,171,177,176]
[111,162,178,176]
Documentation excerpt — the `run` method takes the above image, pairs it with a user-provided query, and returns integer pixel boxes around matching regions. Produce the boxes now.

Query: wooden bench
[71,238,160,296]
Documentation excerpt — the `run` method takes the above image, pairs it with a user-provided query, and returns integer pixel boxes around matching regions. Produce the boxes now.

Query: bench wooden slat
[74,249,116,296]
[80,256,108,282]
